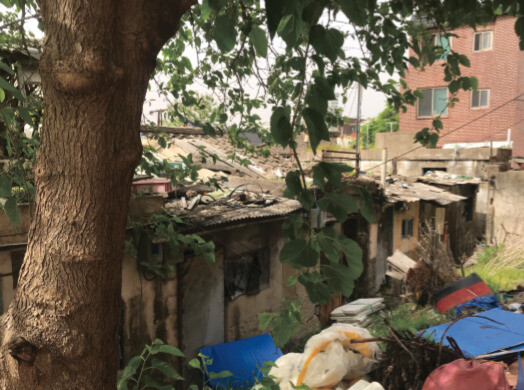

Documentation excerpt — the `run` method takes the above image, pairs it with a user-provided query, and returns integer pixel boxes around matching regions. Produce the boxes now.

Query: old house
[328,177,469,297]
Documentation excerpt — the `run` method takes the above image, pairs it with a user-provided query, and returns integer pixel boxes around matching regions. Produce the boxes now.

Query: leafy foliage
[117,339,185,390]
[126,213,215,279]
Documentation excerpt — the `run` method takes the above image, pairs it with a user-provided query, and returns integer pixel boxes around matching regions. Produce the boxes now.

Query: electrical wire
[364,92,524,172]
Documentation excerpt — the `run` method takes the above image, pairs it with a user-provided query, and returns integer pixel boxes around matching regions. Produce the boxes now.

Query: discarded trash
[269,324,380,390]
[423,309,524,359]
[454,296,502,317]
[330,298,385,326]
[348,379,385,390]
[434,272,491,313]
[422,359,510,390]
[199,333,282,389]
[372,326,462,390]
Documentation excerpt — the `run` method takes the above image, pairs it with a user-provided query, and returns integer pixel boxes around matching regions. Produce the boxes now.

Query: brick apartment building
[398,15,524,158]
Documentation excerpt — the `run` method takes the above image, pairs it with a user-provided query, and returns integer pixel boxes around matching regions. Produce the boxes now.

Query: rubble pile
[329,298,385,327]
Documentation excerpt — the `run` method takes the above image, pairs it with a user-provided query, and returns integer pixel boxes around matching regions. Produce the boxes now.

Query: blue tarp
[423,309,524,358]
[200,333,283,389]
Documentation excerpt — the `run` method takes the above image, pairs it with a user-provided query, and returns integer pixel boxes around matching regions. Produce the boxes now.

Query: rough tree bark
[0,1,194,388]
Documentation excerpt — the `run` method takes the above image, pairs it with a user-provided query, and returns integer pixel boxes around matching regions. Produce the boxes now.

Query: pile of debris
[330,298,385,327]
[269,323,384,390]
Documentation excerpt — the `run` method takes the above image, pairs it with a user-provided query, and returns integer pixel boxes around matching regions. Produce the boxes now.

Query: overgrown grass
[368,302,451,340]
[465,243,524,291]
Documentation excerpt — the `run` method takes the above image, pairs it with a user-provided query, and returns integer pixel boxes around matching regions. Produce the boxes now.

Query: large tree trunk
[0,1,193,388]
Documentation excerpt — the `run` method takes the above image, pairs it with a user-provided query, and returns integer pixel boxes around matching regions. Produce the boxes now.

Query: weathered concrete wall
[392,202,419,260]
[121,252,180,361]
[0,250,15,313]
[208,221,318,342]
[0,203,31,246]
[491,170,524,243]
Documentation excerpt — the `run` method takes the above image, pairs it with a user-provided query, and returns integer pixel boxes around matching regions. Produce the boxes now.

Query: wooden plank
[140,125,205,136]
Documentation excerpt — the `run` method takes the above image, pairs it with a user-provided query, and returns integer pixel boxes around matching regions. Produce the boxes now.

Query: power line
[364,92,524,172]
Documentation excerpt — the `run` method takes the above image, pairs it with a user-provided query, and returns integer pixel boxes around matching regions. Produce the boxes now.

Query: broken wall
[491,170,524,243]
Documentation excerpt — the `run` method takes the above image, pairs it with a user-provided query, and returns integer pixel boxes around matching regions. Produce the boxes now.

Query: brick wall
[399,16,524,156]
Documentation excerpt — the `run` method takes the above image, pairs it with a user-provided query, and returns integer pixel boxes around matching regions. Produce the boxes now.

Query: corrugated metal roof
[384,182,466,205]
[165,197,301,233]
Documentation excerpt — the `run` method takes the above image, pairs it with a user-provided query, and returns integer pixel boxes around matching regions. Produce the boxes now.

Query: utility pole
[355,83,362,175]
[387,121,395,132]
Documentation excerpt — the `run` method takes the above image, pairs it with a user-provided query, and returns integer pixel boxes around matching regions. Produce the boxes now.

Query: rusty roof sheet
[384,182,466,205]
[165,197,301,233]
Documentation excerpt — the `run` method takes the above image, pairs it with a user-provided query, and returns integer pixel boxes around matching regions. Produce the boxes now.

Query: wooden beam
[140,125,205,136]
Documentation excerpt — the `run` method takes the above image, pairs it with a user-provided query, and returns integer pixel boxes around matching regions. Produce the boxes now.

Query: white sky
[7,6,390,124]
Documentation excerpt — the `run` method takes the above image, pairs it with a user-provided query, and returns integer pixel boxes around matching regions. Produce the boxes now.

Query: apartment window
[474,31,492,51]
[435,33,451,60]
[417,88,448,117]
[401,218,414,238]
[471,89,490,109]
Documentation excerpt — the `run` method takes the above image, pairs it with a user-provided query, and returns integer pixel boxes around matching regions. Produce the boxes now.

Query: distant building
[398,15,524,158]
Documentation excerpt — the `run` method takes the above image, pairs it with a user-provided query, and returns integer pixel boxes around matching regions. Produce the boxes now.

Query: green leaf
[279,238,319,269]
[282,214,304,240]
[149,339,185,357]
[322,263,356,297]
[270,107,291,147]
[0,89,4,103]
[0,174,12,198]
[214,15,237,53]
[265,0,286,39]
[18,107,34,127]
[203,123,216,136]
[141,375,175,390]
[249,25,268,58]
[209,371,234,380]
[118,355,141,388]
[200,0,212,20]
[0,76,23,101]
[316,227,340,262]
[337,0,368,26]
[312,162,352,190]
[318,192,358,222]
[337,236,363,276]
[359,187,376,223]
[298,272,331,304]
[516,17,524,49]
[208,0,226,12]
[258,312,277,330]
[303,108,329,154]
[283,171,302,198]
[276,2,304,47]
[151,358,184,380]
[469,76,478,91]
[0,61,14,75]
[309,25,344,62]
[4,197,19,227]
[286,274,299,286]
[270,300,302,347]
[188,358,201,370]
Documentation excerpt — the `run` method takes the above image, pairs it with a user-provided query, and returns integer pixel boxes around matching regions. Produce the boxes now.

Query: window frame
[473,31,493,52]
[470,89,490,109]
[417,87,449,118]
[401,218,414,239]
[434,33,452,61]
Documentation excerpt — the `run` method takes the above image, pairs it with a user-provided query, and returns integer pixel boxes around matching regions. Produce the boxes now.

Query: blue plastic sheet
[423,309,524,358]
[200,333,283,389]
[454,296,502,318]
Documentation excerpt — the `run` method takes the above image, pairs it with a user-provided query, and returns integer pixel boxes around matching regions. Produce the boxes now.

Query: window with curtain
[435,33,451,60]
